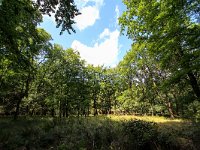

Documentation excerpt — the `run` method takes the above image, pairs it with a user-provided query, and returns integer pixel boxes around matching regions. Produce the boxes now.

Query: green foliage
[157,123,200,150]
[185,100,200,122]
[35,0,80,34]
[117,0,200,118]
[120,120,158,150]
[0,0,200,149]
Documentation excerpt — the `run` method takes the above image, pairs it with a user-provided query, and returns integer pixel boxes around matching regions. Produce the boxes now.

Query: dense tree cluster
[118,0,200,118]
[0,0,199,120]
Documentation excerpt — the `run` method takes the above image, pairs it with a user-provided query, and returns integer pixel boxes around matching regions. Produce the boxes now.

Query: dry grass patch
[106,115,183,123]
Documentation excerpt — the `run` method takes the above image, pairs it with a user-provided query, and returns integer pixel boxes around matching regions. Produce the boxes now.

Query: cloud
[71,28,120,66]
[99,28,110,39]
[115,5,120,24]
[41,0,104,30]
[74,6,99,30]
[74,0,104,31]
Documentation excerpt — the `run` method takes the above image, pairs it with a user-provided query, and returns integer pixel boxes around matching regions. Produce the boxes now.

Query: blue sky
[40,0,132,67]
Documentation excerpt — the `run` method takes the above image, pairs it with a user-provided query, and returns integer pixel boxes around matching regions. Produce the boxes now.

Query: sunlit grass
[106,115,183,123]
[105,115,191,131]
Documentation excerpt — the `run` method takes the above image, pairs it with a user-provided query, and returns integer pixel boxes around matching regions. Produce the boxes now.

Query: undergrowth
[0,116,199,150]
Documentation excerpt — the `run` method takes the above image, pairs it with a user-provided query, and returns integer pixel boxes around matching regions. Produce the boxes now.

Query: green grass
[0,115,199,150]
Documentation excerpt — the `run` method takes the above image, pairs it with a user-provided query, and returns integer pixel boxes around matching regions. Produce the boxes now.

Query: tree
[99,68,117,114]
[35,0,80,34]
[0,0,42,59]
[0,0,80,118]
[0,27,52,118]
[28,45,92,117]
[119,0,200,99]
[86,65,101,116]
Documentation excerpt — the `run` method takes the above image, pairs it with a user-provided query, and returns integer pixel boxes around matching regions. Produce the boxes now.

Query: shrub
[185,100,200,122]
[119,120,158,150]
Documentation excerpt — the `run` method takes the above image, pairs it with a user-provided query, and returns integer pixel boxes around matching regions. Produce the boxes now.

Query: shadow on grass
[157,120,200,150]
[0,116,199,150]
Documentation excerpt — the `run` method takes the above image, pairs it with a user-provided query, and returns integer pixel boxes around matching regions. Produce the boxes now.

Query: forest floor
[0,115,199,150]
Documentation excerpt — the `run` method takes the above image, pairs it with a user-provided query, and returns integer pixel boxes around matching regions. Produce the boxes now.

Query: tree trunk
[65,99,69,117]
[59,100,62,118]
[51,108,55,117]
[87,105,90,116]
[14,73,31,119]
[165,94,175,119]
[172,93,179,116]
[62,101,66,117]
[93,97,98,116]
[14,96,22,120]
[187,72,200,98]
[167,101,175,119]
[26,105,29,115]
[151,105,154,116]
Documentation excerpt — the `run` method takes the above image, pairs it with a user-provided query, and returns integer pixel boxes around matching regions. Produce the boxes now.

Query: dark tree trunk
[93,97,98,116]
[62,105,66,117]
[51,108,55,117]
[31,108,35,116]
[26,105,29,115]
[41,104,47,116]
[14,96,22,120]
[59,100,62,118]
[187,72,200,98]
[65,100,69,117]
[14,73,31,119]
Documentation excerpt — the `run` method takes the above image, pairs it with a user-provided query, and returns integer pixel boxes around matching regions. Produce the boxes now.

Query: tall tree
[0,0,80,118]
[119,0,200,99]
[0,27,51,118]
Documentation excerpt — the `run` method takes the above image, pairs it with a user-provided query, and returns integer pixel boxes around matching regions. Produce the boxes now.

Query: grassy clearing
[106,115,184,123]
[106,115,191,130]
[0,116,199,150]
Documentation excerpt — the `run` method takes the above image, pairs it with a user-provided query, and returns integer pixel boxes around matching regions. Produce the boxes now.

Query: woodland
[0,0,200,149]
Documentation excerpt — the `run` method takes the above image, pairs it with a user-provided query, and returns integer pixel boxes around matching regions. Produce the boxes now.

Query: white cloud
[74,6,99,30]
[115,5,120,24]
[99,28,110,39]
[71,28,120,66]
[74,0,104,30]
[41,0,104,30]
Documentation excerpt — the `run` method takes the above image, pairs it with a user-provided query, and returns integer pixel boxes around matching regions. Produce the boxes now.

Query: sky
[39,0,132,67]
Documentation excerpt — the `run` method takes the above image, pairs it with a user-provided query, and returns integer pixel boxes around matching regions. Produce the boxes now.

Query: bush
[185,100,200,122]
[119,120,158,150]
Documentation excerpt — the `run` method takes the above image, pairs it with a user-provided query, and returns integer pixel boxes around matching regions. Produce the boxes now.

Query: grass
[106,115,184,123]
[106,115,191,131]
[0,115,199,150]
